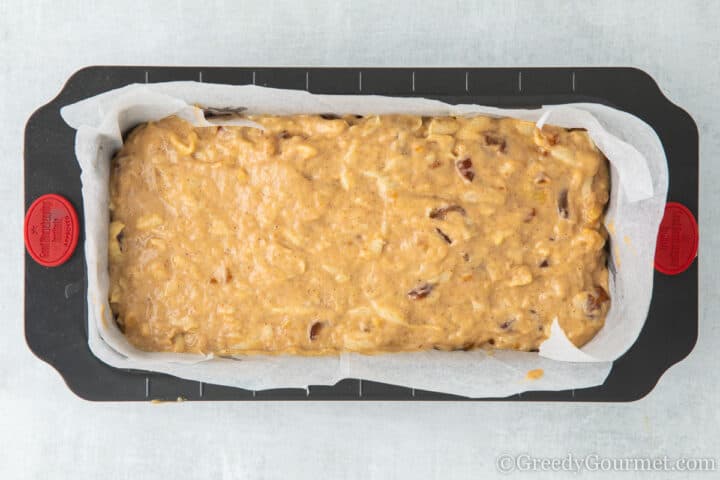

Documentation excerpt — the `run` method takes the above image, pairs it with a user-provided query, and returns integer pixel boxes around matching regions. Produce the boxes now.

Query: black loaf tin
[24,67,698,401]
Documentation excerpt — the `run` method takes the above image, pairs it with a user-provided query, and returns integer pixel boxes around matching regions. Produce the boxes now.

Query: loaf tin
[24,67,698,401]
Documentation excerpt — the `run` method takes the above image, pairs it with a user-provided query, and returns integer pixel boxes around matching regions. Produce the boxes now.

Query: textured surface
[2,1,716,478]
[109,116,608,354]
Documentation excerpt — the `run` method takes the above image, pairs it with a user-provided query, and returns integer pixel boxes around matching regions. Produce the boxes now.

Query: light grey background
[1,1,716,478]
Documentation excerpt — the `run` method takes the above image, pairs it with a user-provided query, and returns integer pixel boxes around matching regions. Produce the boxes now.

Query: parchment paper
[60,83,667,397]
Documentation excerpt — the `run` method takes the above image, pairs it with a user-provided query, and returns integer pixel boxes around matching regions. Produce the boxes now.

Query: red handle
[654,202,698,275]
[24,194,79,267]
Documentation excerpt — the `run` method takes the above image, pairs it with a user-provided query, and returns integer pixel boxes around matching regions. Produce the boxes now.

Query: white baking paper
[60,83,667,397]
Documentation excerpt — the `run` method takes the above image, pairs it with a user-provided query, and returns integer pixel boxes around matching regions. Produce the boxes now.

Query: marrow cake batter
[108,114,610,355]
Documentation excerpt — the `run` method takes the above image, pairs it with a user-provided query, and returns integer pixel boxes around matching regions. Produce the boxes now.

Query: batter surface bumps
[108,114,610,355]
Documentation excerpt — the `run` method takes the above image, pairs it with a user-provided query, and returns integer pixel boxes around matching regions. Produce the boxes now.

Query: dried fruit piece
[558,189,569,219]
[523,208,536,223]
[407,283,434,300]
[320,113,341,120]
[111,222,126,254]
[534,172,550,185]
[309,321,324,340]
[539,259,549,268]
[543,131,559,146]
[585,286,610,316]
[534,127,560,147]
[594,286,610,304]
[455,158,475,182]
[435,227,452,244]
[429,204,467,220]
[483,132,507,153]
[499,319,515,330]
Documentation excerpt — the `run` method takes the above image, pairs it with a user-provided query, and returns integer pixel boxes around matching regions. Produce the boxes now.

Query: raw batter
[108,114,610,355]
